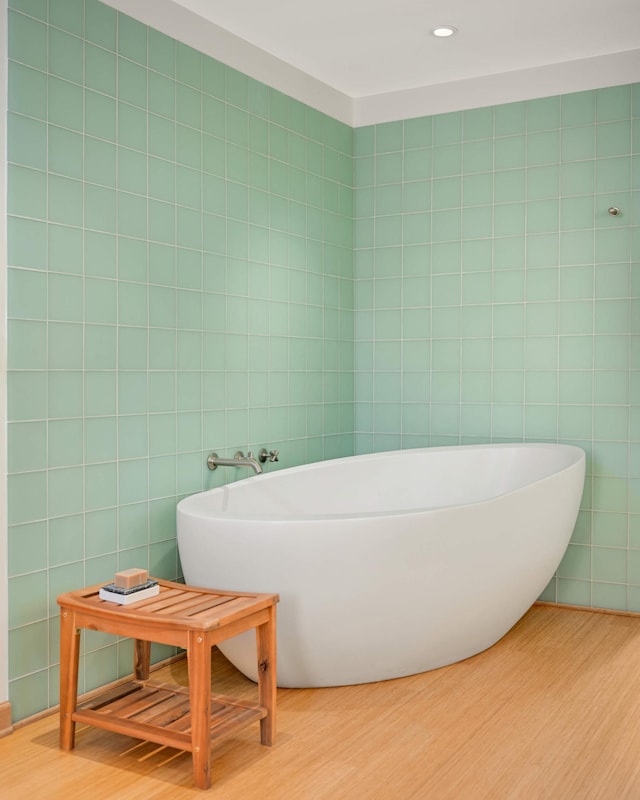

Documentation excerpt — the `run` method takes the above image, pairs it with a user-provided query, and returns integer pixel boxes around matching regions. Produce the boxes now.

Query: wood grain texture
[4,604,640,799]
[257,603,277,746]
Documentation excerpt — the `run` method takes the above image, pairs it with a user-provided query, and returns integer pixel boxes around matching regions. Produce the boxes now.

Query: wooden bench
[57,579,278,790]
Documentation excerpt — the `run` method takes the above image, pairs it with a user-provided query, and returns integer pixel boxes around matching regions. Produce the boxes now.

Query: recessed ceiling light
[432,25,457,37]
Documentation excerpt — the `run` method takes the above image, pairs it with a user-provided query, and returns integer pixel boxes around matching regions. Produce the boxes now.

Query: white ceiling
[110,0,640,125]
[168,0,640,99]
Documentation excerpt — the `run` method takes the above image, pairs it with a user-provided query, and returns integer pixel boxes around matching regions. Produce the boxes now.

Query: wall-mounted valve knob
[258,448,280,463]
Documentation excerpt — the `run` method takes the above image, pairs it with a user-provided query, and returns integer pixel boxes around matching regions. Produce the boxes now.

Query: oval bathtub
[177,443,585,687]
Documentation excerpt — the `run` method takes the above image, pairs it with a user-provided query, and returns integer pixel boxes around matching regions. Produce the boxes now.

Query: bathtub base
[215,595,532,688]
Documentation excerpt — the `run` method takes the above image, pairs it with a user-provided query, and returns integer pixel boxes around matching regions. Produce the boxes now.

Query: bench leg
[59,607,80,750]
[257,605,277,746]
[134,639,151,680]
[188,631,212,790]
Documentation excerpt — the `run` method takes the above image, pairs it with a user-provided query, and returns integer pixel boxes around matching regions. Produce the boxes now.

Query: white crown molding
[97,4,640,129]
[352,48,640,127]
[102,0,354,125]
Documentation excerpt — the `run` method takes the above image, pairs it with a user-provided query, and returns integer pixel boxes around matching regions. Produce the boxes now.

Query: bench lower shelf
[72,680,267,753]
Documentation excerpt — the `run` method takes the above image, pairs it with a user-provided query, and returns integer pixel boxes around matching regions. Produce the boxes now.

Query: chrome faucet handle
[259,448,280,463]
[234,450,246,459]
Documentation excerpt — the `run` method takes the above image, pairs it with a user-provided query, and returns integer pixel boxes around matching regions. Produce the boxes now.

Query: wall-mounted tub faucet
[207,451,263,474]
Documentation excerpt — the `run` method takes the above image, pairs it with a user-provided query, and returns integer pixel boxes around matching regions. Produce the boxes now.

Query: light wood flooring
[4,604,640,799]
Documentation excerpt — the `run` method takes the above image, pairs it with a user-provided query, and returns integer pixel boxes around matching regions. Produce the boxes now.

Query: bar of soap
[114,568,149,589]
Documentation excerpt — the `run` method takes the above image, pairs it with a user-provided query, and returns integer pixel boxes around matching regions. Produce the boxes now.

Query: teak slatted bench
[57,579,278,790]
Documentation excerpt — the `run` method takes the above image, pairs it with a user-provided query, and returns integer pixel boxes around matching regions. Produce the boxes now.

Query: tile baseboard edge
[535,600,640,619]
[0,701,13,738]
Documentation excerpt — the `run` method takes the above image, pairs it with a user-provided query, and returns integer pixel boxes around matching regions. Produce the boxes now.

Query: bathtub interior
[181,444,584,520]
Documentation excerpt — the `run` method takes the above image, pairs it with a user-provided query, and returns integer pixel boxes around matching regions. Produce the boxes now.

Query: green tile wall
[353,85,640,613]
[6,0,353,720]
[5,0,639,728]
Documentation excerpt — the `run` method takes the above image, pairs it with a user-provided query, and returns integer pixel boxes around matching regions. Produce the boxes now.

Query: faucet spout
[207,451,263,474]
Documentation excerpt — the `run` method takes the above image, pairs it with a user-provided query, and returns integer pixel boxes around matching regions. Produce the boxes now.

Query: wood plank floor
[4,604,640,799]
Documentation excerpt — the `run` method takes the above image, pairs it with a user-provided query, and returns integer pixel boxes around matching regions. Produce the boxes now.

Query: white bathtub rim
[178,442,585,523]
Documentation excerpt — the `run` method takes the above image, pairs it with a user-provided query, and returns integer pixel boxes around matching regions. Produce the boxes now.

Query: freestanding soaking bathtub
[177,443,585,687]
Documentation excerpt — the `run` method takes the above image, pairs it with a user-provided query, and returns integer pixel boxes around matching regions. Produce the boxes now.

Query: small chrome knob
[608,206,620,216]
[258,448,280,463]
